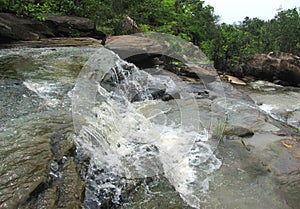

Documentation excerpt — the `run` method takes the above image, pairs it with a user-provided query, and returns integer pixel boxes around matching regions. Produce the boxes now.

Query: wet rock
[268,141,300,208]
[0,136,52,208]
[225,126,254,137]
[149,88,166,100]
[162,92,181,101]
[119,175,193,209]
[249,80,283,91]
[0,107,82,208]
[106,35,164,59]
[55,157,84,209]
[280,139,300,159]
[20,185,58,209]
[275,129,290,136]
[50,127,76,161]
[20,158,84,209]
[161,60,217,82]
[131,88,167,102]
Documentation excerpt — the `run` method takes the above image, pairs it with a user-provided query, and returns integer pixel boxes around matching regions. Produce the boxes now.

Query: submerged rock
[0,135,52,208]
[0,114,85,209]
[20,157,84,209]
[118,175,193,209]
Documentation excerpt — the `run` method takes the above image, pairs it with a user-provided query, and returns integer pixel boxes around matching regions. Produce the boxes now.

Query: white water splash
[23,80,60,107]
[72,47,223,208]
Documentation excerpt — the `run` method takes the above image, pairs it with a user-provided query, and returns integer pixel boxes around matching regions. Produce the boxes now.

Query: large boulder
[0,13,105,44]
[106,34,218,82]
[0,13,54,43]
[44,14,105,39]
[244,51,300,86]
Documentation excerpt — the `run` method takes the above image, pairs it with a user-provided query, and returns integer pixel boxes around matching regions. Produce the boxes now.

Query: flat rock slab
[0,113,84,208]
[0,37,102,48]
[0,13,105,44]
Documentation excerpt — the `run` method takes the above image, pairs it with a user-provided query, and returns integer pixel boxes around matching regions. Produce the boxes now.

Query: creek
[0,46,299,209]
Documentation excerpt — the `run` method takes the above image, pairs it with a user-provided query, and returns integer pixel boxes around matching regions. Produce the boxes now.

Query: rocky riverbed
[0,37,299,208]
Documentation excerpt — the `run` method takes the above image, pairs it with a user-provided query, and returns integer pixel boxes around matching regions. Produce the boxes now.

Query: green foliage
[140,24,151,32]
[0,0,78,19]
[2,0,299,72]
[0,0,10,11]
[70,32,81,37]
[272,8,300,55]
[203,8,300,71]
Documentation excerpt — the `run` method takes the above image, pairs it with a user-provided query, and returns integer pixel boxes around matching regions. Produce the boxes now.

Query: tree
[272,8,300,55]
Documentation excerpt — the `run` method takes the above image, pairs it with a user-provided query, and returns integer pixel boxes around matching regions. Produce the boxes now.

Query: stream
[0,45,299,209]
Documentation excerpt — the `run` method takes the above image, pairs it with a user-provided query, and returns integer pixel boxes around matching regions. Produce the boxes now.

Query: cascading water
[1,40,299,208]
[72,47,223,208]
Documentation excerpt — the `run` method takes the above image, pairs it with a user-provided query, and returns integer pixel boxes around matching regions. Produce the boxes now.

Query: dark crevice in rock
[23,181,49,203]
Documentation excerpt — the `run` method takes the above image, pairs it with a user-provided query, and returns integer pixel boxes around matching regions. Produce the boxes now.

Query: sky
[204,0,300,24]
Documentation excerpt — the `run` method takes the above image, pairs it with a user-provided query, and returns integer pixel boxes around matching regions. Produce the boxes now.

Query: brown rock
[0,136,52,208]
[122,16,141,34]
[55,158,84,209]
[0,37,102,48]
[106,34,218,82]
[220,74,247,85]
[225,126,254,137]
[244,51,300,86]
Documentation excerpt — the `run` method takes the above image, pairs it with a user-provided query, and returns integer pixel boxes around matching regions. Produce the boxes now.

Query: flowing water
[71,47,226,208]
[0,46,299,209]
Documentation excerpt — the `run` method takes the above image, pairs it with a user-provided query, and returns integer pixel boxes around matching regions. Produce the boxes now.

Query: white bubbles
[72,33,226,208]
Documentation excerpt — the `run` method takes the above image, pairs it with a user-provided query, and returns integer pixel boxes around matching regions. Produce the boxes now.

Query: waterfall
[71,47,223,208]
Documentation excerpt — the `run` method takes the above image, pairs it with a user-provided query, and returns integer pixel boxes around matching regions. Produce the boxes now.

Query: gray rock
[44,14,104,38]
[0,13,105,44]
[0,13,54,43]
[225,125,254,137]
[106,34,218,83]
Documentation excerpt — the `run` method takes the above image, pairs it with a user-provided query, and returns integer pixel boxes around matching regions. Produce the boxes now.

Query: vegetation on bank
[1,0,299,70]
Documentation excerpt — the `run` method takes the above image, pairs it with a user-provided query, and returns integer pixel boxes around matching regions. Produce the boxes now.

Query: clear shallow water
[238,81,300,129]
[72,47,299,208]
[0,46,299,208]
